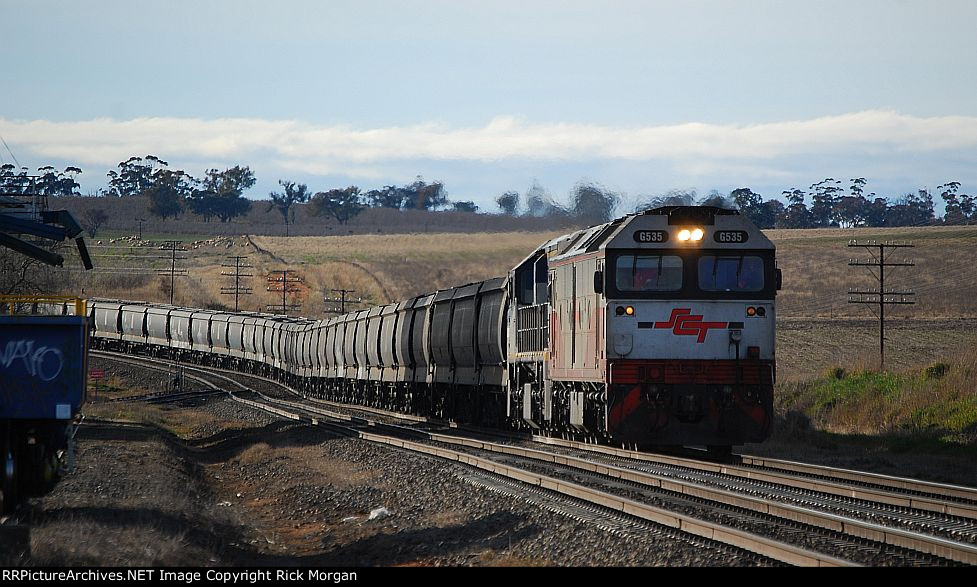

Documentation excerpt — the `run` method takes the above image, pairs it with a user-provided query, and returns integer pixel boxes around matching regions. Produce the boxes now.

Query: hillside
[54,195,575,238]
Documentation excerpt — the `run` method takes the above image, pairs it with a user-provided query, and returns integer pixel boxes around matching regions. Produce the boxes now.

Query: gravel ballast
[14,356,766,565]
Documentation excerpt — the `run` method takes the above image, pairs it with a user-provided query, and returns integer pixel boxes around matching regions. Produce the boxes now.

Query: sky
[2,0,977,212]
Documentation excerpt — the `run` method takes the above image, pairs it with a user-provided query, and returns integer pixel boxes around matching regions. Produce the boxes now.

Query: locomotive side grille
[516,303,549,352]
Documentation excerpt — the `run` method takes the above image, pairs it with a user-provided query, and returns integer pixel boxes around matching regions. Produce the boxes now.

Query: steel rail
[93,349,977,522]
[261,385,977,523]
[739,455,977,505]
[231,373,977,522]
[531,436,977,520]
[433,436,977,565]
[227,392,852,567]
[241,388,977,566]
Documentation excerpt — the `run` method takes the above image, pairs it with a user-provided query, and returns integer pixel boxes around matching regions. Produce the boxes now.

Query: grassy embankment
[775,348,977,449]
[767,226,977,456]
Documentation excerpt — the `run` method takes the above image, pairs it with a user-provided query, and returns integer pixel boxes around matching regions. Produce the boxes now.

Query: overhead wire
[0,133,20,169]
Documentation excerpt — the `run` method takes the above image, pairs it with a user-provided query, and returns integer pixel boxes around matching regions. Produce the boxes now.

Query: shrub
[925,362,950,379]
[823,366,846,380]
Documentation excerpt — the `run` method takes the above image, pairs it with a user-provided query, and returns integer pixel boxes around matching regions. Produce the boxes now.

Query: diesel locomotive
[90,206,779,452]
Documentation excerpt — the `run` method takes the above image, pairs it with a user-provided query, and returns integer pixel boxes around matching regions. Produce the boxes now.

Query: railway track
[287,387,977,520]
[273,387,977,539]
[90,351,977,566]
[533,437,977,520]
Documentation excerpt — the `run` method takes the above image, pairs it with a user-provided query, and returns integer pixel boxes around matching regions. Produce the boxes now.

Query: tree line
[305,177,477,226]
[0,163,82,196]
[2,160,974,230]
[496,177,976,228]
[0,157,482,230]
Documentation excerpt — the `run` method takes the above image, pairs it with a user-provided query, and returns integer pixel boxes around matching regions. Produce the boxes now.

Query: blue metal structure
[0,315,88,419]
[0,297,88,512]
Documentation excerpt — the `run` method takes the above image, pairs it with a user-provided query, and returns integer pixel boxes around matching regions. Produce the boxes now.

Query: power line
[87,254,186,259]
[847,239,916,370]
[266,269,302,315]
[0,134,20,168]
[157,240,188,305]
[220,255,253,312]
[323,288,363,314]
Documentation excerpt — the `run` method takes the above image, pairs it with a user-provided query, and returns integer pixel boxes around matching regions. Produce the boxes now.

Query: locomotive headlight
[677,229,691,241]
[690,228,704,241]
[625,305,635,316]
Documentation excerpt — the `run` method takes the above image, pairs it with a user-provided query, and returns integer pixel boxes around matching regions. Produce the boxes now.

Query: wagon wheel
[21,440,59,496]
[1,440,17,514]
[707,445,733,459]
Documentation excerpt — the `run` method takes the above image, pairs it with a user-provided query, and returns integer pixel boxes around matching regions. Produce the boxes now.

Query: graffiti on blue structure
[0,339,64,382]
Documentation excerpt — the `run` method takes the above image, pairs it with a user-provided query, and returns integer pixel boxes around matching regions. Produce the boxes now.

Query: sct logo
[654,308,727,343]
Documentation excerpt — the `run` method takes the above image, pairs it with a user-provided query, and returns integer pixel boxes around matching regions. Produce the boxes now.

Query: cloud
[2,111,976,174]
[2,112,976,206]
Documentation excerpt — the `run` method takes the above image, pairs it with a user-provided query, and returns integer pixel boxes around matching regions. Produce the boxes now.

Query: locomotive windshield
[606,250,775,299]
[697,255,764,292]
[615,255,683,292]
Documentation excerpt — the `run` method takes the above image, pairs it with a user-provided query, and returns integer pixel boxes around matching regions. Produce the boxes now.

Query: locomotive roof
[538,206,772,263]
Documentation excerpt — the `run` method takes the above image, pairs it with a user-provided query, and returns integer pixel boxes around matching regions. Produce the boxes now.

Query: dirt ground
[11,403,541,566]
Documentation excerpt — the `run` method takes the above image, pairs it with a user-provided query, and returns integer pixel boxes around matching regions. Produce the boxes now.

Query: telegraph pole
[220,255,253,311]
[848,240,915,370]
[266,269,302,315]
[324,288,361,314]
[135,218,147,240]
[158,241,188,305]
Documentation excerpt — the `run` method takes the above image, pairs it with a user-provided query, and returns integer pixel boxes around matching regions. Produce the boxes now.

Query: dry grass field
[777,317,977,380]
[60,224,977,364]
[247,231,565,310]
[63,230,566,315]
[770,225,977,318]
[59,224,973,376]
[65,222,977,321]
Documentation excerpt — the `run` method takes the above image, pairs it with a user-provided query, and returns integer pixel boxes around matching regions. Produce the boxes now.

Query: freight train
[90,206,780,454]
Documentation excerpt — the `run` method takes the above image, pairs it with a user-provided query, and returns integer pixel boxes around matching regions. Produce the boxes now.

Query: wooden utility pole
[158,241,188,305]
[266,269,302,315]
[847,240,915,370]
[220,255,253,311]
[324,288,361,314]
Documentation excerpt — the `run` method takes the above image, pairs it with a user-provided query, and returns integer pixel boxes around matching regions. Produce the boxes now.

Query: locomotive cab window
[698,255,764,292]
[615,255,683,292]
[516,254,549,305]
